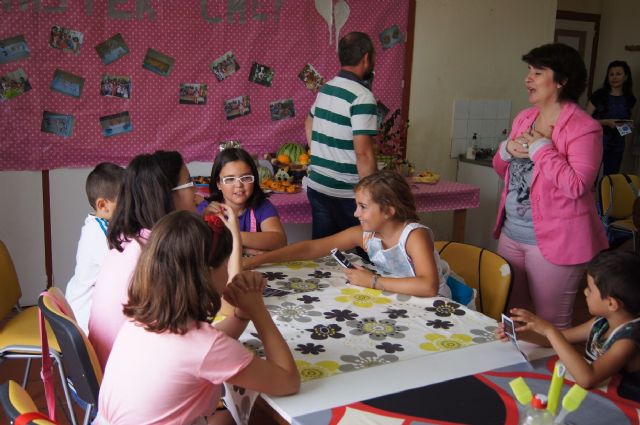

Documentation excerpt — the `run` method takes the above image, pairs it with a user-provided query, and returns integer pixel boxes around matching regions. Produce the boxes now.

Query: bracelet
[233,309,250,322]
[371,273,379,290]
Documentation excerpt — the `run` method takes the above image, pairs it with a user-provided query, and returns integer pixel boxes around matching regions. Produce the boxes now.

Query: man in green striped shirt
[304,32,378,240]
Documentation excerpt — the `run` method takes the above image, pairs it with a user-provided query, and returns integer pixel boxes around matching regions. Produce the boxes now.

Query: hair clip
[219,140,241,151]
[204,214,224,233]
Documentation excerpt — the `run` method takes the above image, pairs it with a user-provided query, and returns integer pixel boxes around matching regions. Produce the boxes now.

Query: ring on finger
[522,142,529,149]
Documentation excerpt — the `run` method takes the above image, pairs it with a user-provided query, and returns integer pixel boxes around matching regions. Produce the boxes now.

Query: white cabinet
[456,159,503,251]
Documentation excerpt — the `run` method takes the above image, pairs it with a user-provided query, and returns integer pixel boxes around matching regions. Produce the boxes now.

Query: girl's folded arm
[240,216,287,251]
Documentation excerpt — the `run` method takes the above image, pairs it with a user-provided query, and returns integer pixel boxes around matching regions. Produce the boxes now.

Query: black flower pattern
[426,319,454,329]
[262,271,287,281]
[276,277,329,293]
[294,343,326,355]
[323,309,358,322]
[306,323,345,340]
[242,339,265,358]
[383,308,409,319]
[346,317,408,341]
[308,270,332,279]
[375,342,405,353]
[298,295,320,304]
[425,300,466,317]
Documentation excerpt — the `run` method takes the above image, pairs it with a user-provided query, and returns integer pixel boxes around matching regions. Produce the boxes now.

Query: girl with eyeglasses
[198,147,287,255]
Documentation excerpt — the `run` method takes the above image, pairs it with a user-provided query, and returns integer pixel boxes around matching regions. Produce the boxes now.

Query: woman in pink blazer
[492,43,608,329]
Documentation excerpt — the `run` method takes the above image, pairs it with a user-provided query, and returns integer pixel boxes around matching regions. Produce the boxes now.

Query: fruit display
[257,165,273,183]
[412,170,440,184]
[260,178,300,193]
[276,142,307,165]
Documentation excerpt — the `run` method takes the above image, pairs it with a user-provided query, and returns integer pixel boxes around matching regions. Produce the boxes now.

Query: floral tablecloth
[241,253,497,382]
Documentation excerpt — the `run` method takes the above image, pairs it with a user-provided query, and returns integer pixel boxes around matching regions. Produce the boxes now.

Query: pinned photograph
[49,26,84,54]
[0,35,30,64]
[298,63,324,92]
[376,101,390,129]
[41,111,75,137]
[210,51,240,82]
[224,95,251,120]
[95,33,129,65]
[51,69,84,98]
[379,25,405,50]
[100,111,132,137]
[179,83,207,105]
[248,62,274,87]
[269,99,295,121]
[142,48,175,77]
[100,75,131,99]
[0,68,32,102]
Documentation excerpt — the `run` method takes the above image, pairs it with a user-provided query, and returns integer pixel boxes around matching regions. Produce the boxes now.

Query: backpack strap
[249,209,257,233]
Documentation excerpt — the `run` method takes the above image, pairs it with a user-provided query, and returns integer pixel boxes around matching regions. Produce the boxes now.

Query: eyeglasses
[172,180,195,191]
[220,175,255,185]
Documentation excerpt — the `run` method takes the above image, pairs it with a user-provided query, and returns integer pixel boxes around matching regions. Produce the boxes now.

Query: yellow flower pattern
[281,260,319,270]
[295,359,341,381]
[419,333,473,352]
[335,287,391,308]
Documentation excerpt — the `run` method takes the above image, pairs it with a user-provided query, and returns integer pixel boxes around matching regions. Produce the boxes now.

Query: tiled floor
[0,242,632,424]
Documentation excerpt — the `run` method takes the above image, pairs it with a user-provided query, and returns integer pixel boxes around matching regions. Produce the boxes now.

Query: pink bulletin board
[0,0,410,171]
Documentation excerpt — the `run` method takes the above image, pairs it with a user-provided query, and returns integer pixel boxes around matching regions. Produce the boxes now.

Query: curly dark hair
[522,43,587,102]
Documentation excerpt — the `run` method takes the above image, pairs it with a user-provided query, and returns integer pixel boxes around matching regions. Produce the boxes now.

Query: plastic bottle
[520,394,554,425]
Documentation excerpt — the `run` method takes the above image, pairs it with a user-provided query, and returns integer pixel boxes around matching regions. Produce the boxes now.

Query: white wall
[407,0,557,239]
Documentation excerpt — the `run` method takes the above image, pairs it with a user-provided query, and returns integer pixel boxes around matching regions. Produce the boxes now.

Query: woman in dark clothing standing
[587,60,636,175]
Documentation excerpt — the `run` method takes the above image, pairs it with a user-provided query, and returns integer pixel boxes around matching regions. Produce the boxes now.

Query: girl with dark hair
[89,150,197,368]
[244,170,452,298]
[95,211,299,425]
[198,147,287,254]
[587,60,636,175]
[492,43,608,329]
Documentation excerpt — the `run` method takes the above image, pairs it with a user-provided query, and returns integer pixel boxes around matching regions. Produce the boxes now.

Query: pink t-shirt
[88,229,150,369]
[98,320,254,424]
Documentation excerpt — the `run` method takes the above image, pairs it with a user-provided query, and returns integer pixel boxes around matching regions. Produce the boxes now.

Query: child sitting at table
[95,211,299,425]
[499,250,640,393]
[244,170,452,298]
[65,162,124,334]
[197,147,287,255]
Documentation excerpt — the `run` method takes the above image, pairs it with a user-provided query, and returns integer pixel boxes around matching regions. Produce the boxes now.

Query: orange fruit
[298,153,310,164]
[277,154,291,164]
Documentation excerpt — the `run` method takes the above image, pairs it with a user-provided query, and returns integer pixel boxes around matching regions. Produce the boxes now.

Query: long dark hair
[124,211,221,334]
[207,147,267,209]
[107,151,184,252]
[601,60,634,96]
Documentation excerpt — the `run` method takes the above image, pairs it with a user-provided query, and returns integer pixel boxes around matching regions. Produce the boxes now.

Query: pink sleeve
[198,333,255,384]
[530,120,602,200]
[492,142,510,179]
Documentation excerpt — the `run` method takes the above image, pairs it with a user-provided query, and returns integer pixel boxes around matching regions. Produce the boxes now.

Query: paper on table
[334,0,350,52]
[315,0,333,45]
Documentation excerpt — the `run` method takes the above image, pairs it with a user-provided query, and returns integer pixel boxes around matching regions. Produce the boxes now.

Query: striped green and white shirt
[307,75,377,198]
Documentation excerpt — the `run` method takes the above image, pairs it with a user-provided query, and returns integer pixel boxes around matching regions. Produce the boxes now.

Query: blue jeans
[307,188,359,239]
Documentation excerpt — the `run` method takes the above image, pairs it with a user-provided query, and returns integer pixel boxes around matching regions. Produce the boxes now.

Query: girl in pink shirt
[89,151,197,368]
[96,211,299,424]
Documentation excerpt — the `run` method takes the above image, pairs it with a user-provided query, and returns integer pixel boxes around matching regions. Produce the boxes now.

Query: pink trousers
[497,233,586,329]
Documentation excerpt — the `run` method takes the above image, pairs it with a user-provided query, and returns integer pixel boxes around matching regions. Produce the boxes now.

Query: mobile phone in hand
[330,248,354,269]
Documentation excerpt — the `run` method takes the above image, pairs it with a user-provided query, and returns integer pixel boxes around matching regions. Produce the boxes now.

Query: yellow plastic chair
[0,379,57,424]
[435,241,513,321]
[0,240,75,423]
[599,173,639,250]
[39,288,103,425]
